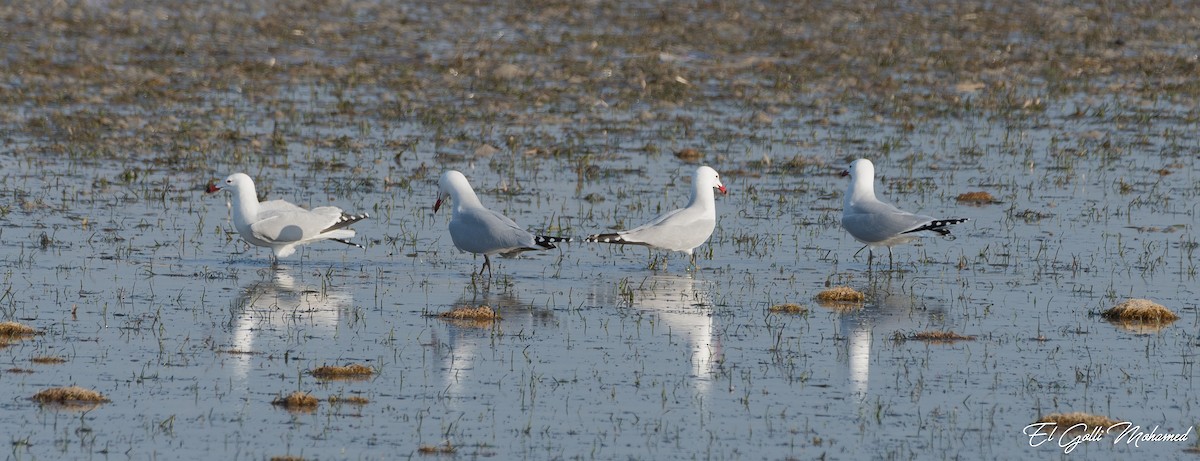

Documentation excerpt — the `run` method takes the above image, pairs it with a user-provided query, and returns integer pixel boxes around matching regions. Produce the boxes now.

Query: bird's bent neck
[450,182,485,212]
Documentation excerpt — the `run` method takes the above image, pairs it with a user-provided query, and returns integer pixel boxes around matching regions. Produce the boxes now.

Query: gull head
[845,159,875,181]
[433,170,468,213]
[209,173,254,194]
[697,165,728,195]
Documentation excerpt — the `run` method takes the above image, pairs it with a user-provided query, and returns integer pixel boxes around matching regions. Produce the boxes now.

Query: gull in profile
[433,170,569,276]
[586,165,727,267]
[840,158,967,267]
[208,173,367,262]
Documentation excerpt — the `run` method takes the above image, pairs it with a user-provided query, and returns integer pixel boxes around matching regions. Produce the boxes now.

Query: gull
[433,170,570,276]
[840,158,967,267]
[585,165,727,266]
[207,173,368,262]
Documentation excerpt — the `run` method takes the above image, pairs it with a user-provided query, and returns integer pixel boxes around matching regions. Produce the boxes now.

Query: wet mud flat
[1,0,1198,459]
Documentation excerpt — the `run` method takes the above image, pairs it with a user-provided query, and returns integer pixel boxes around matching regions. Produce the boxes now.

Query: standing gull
[840,158,967,267]
[433,170,570,276]
[586,165,727,266]
[207,173,368,262]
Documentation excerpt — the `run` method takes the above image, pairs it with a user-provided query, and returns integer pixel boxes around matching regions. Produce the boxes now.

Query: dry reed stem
[269,457,307,461]
[311,364,375,379]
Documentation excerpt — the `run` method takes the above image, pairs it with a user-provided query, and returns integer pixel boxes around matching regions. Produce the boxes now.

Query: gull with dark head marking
[207,173,367,263]
[586,165,727,267]
[433,170,570,277]
[840,158,967,268]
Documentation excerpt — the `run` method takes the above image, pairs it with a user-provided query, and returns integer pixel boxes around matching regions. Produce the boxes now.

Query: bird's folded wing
[250,211,340,243]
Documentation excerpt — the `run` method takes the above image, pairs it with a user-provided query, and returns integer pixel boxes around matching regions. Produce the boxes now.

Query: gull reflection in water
[227,268,352,379]
[435,290,554,397]
[835,274,950,399]
[599,274,722,393]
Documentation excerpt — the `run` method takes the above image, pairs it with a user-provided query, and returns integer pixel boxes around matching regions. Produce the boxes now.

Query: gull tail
[323,212,369,233]
[534,235,571,250]
[901,218,969,236]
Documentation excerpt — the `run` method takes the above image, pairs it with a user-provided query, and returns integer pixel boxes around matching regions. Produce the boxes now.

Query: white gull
[433,170,569,276]
[840,158,967,267]
[586,165,727,265]
[208,173,367,261]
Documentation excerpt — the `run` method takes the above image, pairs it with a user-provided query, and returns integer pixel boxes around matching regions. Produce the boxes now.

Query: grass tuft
[31,386,110,404]
[1101,299,1179,323]
[1036,412,1121,431]
[311,364,375,380]
[328,395,370,405]
[768,303,808,314]
[272,391,319,410]
[900,330,976,343]
[418,441,457,454]
[955,191,997,204]
[0,322,38,339]
[31,356,67,364]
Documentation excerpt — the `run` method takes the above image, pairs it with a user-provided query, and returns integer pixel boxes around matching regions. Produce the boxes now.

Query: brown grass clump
[418,442,457,454]
[272,391,319,411]
[955,191,997,204]
[0,321,38,339]
[311,364,374,380]
[31,356,67,364]
[435,305,501,329]
[816,286,866,302]
[439,305,500,321]
[768,303,808,314]
[328,395,370,405]
[269,457,307,461]
[1037,412,1121,431]
[904,330,976,343]
[673,148,703,162]
[815,287,866,312]
[1101,299,1179,323]
[31,386,110,405]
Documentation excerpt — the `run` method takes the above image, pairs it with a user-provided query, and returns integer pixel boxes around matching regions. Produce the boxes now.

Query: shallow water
[3,1,1200,460]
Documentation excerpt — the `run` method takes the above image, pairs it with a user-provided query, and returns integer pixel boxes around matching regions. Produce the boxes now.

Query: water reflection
[834,274,950,398]
[434,289,555,396]
[604,274,722,393]
[227,268,352,379]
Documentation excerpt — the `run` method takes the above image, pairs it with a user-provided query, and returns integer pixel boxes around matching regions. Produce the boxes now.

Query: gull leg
[887,246,894,270]
[478,254,493,278]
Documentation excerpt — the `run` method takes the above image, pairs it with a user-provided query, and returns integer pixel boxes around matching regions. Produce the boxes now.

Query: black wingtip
[329,238,365,249]
[534,235,571,250]
[584,233,625,244]
[901,218,969,236]
[323,212,369,233]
